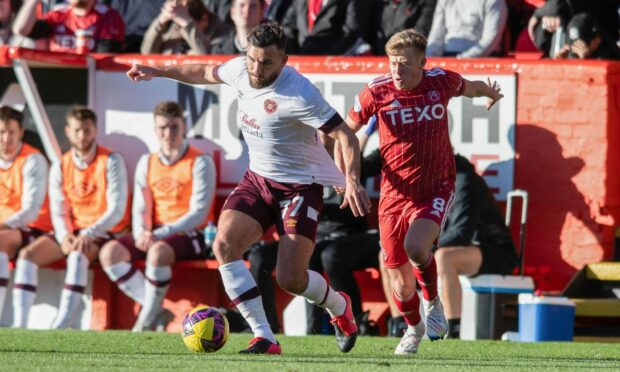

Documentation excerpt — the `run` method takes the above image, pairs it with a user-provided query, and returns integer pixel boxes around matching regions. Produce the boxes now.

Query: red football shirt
[348,67,465,201]
[41,4,125,53]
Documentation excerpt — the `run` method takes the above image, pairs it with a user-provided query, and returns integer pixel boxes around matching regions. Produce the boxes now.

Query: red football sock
[393,290,421,326]
[413,252,438,301]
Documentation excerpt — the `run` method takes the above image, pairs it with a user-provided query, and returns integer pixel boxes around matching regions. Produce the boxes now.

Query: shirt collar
[71,143,97,170]
[158,140,188,166]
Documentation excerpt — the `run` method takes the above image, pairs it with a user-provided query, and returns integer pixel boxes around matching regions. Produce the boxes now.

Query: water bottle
[204,221,217,249]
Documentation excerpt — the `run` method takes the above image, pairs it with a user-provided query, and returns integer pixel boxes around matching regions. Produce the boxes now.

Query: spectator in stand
[528,0,619,58]
[204,0,292,25]
[210,0,265,55]
[265,0,292,24]
[426,0,508,58]
[105,0,166,53]
[99,101,216,332]
[141,0,230,55]
[281,0,370,55]
[0,0,22,45]
[367,0,437,56]
[554,13,620,60]
[12,0,125,53]
[203,0,231,24]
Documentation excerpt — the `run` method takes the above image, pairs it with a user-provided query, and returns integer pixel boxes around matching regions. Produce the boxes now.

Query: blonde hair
[385,29,427,55]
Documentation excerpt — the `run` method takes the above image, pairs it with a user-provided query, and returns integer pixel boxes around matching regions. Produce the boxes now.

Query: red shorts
[379,190,454,268]
[117,230,207,262]
[222,170,323,242]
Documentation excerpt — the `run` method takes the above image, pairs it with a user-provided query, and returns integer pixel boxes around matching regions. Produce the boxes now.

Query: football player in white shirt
[127,22,370,354]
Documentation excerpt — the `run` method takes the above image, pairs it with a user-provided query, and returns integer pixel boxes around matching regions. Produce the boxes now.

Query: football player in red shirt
[346,29,503,355]
[12,0,125,53]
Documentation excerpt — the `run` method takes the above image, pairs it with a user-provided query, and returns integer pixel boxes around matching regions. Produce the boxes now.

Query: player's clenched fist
[127,64,158,82]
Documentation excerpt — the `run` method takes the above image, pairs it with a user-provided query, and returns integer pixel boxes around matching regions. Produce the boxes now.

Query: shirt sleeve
[347,83,377,126]
[79,153,128,238]
[289,77,343,134]
[212,56,246,87]
[152,154,216,240]
[132,154,152,240]
[49,161,74,243]
[4,154,49,229]
[444,69,465,98]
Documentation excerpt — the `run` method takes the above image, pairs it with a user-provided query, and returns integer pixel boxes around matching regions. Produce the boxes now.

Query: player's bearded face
[246,45,287,89]
[388,48,425,91]
[66,118,97,153]
[0,120,24,158]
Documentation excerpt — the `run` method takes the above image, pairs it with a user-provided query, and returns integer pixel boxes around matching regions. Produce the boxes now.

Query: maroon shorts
[117,230,207,262]
[18,228,47,246]
[379,190,455,268]
[222,170,323,242]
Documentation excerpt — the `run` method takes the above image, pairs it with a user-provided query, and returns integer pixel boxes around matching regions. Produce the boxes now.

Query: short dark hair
[0,106,24,127]
[154,101,184,119]
[66,105,97,126]
[248,22,287,51]
[567,13,600,44]
[187,0,211,22]
[232,0,266,7]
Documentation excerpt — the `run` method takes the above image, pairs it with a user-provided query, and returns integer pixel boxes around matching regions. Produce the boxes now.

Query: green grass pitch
[0,329,618,371]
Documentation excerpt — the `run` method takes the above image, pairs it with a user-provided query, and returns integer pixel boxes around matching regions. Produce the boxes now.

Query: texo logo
[384,104,446,125]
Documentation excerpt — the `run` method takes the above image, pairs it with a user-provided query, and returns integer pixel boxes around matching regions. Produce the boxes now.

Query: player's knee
[404,241,431,262]
[275,271,306,295]
[212,237,242,264]
[17,245,37,261]
[99,241,125,267]
[146,242,174,266]
[434,249,449,274]
[391,277,416,298]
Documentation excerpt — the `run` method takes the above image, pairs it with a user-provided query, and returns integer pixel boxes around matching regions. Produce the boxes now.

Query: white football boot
[395,320,426,355]
[425,297,448,341]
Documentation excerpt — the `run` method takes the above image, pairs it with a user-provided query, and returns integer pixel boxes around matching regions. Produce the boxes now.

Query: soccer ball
[181,305,229,352]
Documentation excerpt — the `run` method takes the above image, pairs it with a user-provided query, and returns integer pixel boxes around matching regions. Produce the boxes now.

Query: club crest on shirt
[286,218,297,228]
[428,90,440,102]
[264,99,278,114]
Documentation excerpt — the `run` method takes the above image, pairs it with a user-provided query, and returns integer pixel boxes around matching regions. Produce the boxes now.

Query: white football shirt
[215,56,345,187]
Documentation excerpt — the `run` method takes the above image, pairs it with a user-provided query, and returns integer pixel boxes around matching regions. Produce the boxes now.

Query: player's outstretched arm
[127,63,222,85]
[328,122,371,217]
[462,78,504,110]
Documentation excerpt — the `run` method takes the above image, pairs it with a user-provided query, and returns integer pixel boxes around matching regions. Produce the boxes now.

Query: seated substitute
[99,101,216,332]
[435,154,518,339]
[12,106,130,329]
[0,106,52,322]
